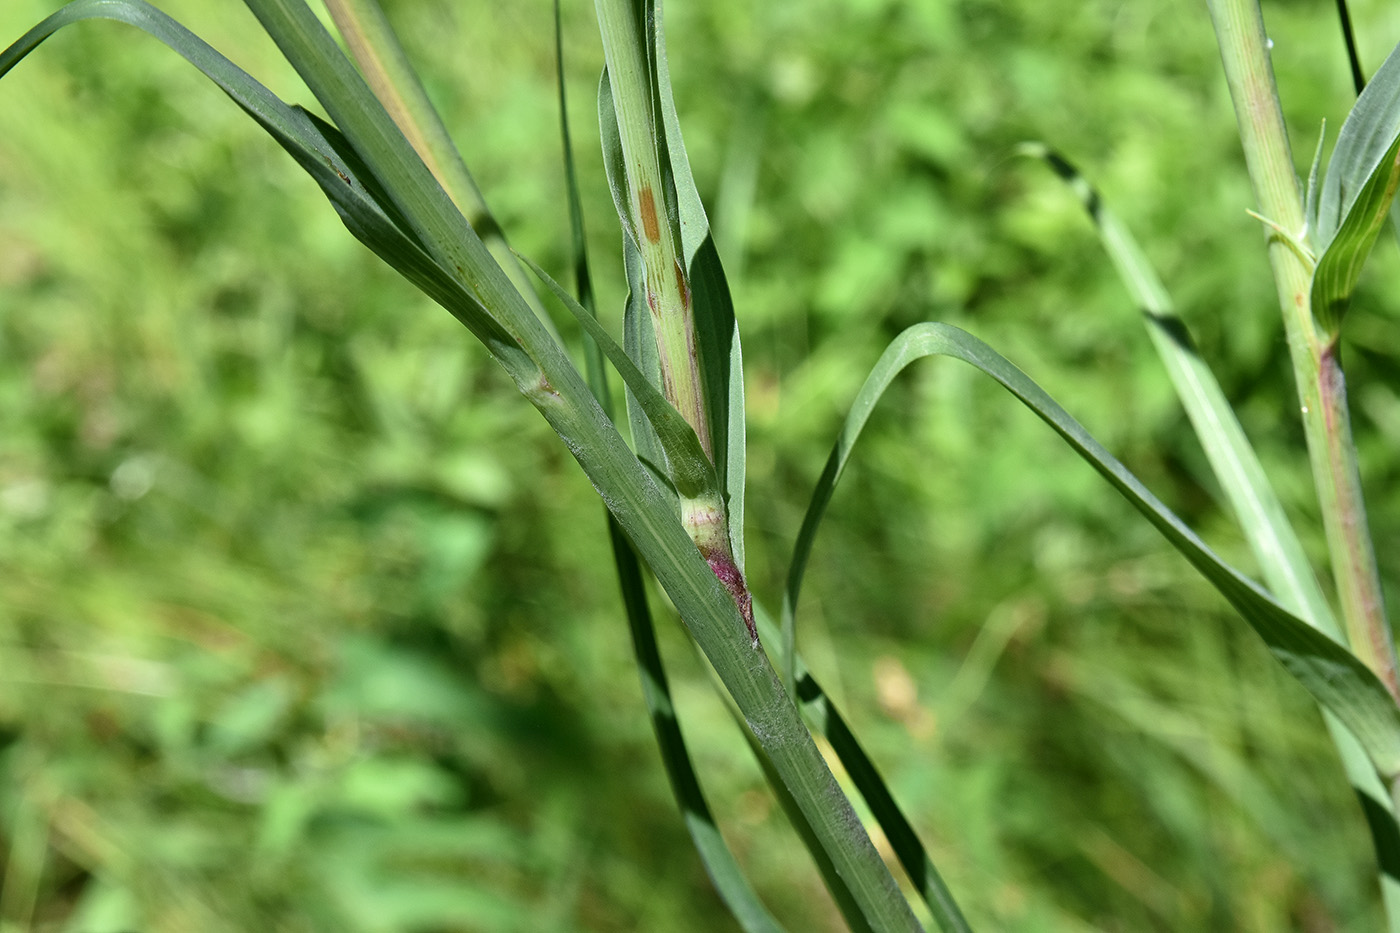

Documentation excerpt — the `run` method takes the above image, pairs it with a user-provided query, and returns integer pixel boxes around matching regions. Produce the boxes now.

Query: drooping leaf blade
[1028,145,1400,926]
[1023,144,1337,640]
[785,322,1400,781]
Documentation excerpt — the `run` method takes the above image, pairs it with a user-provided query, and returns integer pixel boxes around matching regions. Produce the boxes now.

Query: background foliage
[2,0,1400,929]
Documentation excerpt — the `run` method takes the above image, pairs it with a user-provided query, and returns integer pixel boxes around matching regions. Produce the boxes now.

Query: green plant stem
[593,0,754,641]
[1206,0,1399,703]
[592,0,710,457]
[234,1,913,924]
[322,0,560,341]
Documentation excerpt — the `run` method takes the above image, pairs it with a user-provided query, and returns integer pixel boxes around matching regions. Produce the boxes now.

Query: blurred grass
[1,0,1398,929]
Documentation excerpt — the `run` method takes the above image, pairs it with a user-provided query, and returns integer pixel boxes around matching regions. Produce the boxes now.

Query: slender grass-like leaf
[1335,0,1367,94]
[1023,145,1336,639]
[1028,145,1400,928]
[727,698,874,933]
[785,322,1400,781]
[612,526,785,933]
[554,12,781,926]
[5,5,921,928]
[322,0,562,345]
[555,4,607,402]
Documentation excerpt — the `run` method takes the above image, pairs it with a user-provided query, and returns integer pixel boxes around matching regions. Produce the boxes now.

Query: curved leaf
[1029,146,1400,927]
[784,323,1400,781]
[1311,41,1400,333]
[1315,40,1400,246]
[1024,144,1337,640]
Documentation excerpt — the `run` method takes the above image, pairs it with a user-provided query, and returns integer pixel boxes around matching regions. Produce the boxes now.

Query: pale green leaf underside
[1316,40,1400,245]
[1312,133,1400,334]
[1311,40,1400,333]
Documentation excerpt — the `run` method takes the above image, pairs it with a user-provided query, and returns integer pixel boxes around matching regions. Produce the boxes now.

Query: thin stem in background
[1335,0,1366,95]
[1204,0,1399,704]
[323,0,563,344]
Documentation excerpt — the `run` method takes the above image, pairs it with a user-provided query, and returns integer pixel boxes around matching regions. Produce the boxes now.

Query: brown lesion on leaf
[639,184,662,244]
[673,259,691,308]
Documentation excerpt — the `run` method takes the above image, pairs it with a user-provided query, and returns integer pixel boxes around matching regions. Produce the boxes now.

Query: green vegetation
[2,0,1400,929]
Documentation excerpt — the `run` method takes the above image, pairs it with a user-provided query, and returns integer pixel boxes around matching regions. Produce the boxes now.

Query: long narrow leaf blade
[1028,146,1400,925]
[555,12,782,922]
[788,323,1400,780]
[1023,145,1337,639]
[611,524,785,933]
[728,700,874,933]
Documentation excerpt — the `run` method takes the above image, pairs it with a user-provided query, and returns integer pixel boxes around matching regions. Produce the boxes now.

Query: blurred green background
[2,0,1400,929]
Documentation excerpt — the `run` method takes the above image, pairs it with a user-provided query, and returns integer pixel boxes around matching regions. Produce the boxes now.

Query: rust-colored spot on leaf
[639,185,662,243]
[673,259,690,307]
